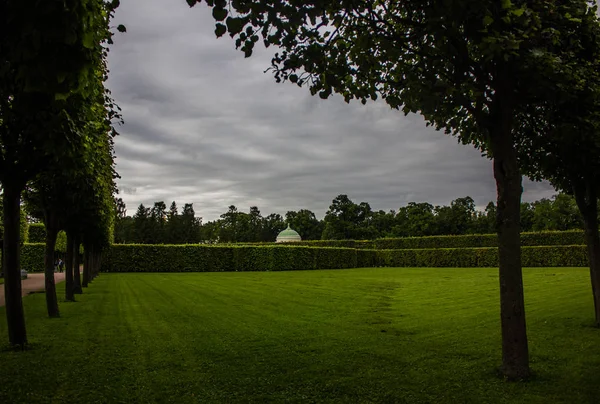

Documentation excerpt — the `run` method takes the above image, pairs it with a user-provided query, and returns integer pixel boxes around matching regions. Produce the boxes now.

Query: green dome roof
[276,225,301,243]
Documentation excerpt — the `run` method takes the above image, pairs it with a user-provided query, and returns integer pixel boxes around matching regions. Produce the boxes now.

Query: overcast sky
[107,0,555,222]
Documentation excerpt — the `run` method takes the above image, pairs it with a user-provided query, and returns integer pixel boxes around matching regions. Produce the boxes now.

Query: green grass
[0,267,599,403]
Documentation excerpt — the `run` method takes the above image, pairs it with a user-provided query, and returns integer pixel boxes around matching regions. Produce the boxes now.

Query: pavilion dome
[276,225,302,243]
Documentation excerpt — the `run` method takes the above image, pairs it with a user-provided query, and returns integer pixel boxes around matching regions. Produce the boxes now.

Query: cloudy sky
[107,0,555,222]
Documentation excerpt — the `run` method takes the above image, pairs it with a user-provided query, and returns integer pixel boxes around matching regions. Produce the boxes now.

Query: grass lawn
[0,267,599,403]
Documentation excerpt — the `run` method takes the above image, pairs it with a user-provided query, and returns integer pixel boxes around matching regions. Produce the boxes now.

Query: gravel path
[0,272,66,307]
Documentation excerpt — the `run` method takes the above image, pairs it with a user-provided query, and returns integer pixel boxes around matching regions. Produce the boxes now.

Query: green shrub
[273,240,358,249]
[99,242,589,273]
[27,225,68,252]
[314,247,357,270]
[373,245,588,267]
[357,249,379,267]
[21,243,46,272]
[374,230,585,250]
[102,244,357,272]
[520,231,585,246]
[28,223,46,243]
[522,245,588,267]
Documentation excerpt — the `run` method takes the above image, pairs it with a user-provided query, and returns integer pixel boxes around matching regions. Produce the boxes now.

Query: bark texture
[2,185,28,345]
[489,81,530,380]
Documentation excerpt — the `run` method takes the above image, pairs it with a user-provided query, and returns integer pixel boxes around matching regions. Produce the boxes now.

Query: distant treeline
[113,193,586,244]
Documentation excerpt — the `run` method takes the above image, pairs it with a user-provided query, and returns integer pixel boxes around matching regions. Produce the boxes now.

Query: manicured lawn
[0,267,599,403]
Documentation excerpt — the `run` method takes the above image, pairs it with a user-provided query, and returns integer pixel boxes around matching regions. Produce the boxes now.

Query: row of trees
[193,0,600,379]
[114,200,202,244]
[1,0,122,346]
[114,193,585,244]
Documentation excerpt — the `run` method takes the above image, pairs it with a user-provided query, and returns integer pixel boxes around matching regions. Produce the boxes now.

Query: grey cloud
[108,0,555,221]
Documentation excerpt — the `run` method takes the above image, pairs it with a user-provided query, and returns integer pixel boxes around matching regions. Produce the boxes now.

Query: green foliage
[20,243,45,272]
[99,236,586,272]
[282,240,358,248]
[531,195,584,231]
[0,202,30,244]
[374,246,588,268]
[115,193,588,244]
[375,231,585,250]
[27,224,68,253]
[19,208,28,244]
[27,223,46,243]
[322,195,377,240]
[285,209,323,240]
[356,249,379,268]
[102,244,357,272]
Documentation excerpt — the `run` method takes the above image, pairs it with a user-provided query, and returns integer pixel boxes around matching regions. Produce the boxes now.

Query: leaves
[215,23,227,37]
[226,16,244,35]
[212,7,227,22]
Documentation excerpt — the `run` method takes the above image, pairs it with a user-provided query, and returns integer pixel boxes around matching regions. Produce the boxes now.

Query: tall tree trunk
[73,235,82,294]
[489,86,529,380]
[573,181,600,327]
[65,231,75,301]
[2,184,27,346]
[43,213,60,317]
[82,243,90,288]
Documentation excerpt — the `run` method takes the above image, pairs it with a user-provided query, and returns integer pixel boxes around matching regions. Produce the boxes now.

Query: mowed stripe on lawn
[0,267,599,403]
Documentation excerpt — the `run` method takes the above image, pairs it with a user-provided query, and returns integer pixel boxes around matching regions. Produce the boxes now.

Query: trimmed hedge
[357,249,379,268]
[101,244,358,273]
[242,240,363,249]
[374,230,585,250]
[373,245,588,268]
[21,243,46,272]
[26,225,68,252]
[28,224,46,243]
[100,243,588,272]
[237,231,584,250]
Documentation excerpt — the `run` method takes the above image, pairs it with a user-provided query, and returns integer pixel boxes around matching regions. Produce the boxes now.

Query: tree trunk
[73,235,82,294]
[573,181,600,327]
[43,213,60,317]
[489,85,529,380]
[2,184,28,346]
[65,231,75,301]
[82,243,90,287]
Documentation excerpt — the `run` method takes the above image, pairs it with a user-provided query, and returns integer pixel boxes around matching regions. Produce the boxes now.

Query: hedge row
[102,244,358,272]
[28,223,46,243]
[100,243,590,272]
[372,230,585,250]
[15,242,590,274]
[369,245,588,267]
[8,243,70,273]
[26,225,68,252]
[21,243,46,272]
[237,231,585,250]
